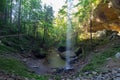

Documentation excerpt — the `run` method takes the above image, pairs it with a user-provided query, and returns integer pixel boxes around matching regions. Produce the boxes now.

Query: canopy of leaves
[75,0,101,24]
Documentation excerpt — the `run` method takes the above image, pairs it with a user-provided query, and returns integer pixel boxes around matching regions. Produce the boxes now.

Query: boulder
[75,47,83,56]
[58,47,83,60]
[59,51,76,60]
[115,52,120,59]
[57,46,66,52]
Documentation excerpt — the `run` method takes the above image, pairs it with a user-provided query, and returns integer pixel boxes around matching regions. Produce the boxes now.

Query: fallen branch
[0,34,25,38]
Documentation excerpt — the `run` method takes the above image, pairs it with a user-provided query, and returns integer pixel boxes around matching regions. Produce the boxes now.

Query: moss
[0,57,48,80]
[82,47,120,72]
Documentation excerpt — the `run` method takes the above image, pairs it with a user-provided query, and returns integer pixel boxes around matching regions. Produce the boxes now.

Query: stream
[47,50,65,68]
[20,49,88,76]
[22,49,66,75]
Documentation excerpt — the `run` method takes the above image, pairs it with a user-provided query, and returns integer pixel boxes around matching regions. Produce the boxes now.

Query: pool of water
[47,50,65,68]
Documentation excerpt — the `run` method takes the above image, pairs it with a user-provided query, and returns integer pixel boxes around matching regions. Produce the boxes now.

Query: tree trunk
[90,19,92,45]
[18,0,22,40]
[10,0,13,23]
[4,0,7,24]
[42,26,46,47]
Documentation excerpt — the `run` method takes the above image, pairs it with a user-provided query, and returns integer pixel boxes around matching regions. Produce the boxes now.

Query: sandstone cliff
[89,0,120,32]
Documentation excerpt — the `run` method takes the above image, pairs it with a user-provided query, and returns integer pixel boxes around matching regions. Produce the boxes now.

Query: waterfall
[65,0,73,70]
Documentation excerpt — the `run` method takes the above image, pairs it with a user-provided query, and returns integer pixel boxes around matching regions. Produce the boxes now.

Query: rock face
[87,0,120,33]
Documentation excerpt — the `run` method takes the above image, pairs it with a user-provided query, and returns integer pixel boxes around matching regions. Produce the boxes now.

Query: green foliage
[0,0,5,25]
[75,0,101,24]
[0,0,55,47]
[92,38,109,46]
[52,14,67,46]
[22,0,42,21]
[0,56,48,80]
[0,44,16,53]
[0,0,5,12]
[82,47,120,72]
[58,5,67,16]
[0,57,27,74]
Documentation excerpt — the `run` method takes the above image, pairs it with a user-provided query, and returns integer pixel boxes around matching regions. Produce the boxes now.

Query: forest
[0,0,120,80]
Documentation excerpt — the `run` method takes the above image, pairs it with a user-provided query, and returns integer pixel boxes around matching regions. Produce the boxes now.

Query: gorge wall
[88,0,120,32]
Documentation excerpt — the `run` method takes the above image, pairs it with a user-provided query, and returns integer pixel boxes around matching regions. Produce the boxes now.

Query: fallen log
[0,34,25,38]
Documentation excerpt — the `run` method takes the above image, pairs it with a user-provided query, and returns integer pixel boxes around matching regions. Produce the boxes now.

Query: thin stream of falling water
[65,0,73,70]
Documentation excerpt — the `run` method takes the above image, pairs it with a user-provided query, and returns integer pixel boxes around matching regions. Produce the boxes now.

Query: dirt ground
[0,36,120,79]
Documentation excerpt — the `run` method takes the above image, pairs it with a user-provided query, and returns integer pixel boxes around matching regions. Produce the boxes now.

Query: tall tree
[42,5,54,47]
[18,0,22,39]
[0,0,6,25]
[10,0,13,23]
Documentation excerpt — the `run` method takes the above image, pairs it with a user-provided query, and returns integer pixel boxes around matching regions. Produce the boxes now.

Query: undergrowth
[0,56,48,80]
[82,46,120,72]
[0,37,48,80]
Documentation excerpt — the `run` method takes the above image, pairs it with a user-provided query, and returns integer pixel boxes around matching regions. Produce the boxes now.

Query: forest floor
[0,36,120,80]
[94,40,120,69]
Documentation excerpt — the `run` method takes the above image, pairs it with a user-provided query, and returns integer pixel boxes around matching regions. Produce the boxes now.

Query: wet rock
[112,70,117,74]
[113,77,120,80]
[75,47,83,57]
[59,51,76,60]
[32,65,39,68]
[58,47,83,60]
[22,59,27,62]
[118,68,120,72]
[66,78,71,80]
[116,73,120,77]
[92,71,97,75]
[64,67,120,80]
[84,71,91,75]
[52,67,64,73]
[115,52,120,59]
[57,46,66,52]
[74,77,80,80]
[104,73,111,80]
[96,74,104,80]
[106,57,112,60]
[64,67,74,73]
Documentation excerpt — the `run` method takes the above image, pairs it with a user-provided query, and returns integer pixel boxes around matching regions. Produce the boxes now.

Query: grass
[82,47,120,72]
[0,40,48,80]
[0,44,17,53]
[0,56,48,80]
